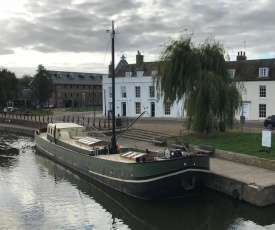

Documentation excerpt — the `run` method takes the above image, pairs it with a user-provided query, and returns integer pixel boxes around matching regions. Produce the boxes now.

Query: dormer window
[66,73,74,79]
[78,73,85,79]
[228,69,236,78]
[259,68,269,77]
[125,72,132,77]
[53,72,61,78]
[137,71,144,77]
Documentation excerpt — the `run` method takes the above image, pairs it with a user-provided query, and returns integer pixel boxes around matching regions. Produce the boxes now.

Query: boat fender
[164,148,170,158]
[181,176,196,190]
[232,189,240,199]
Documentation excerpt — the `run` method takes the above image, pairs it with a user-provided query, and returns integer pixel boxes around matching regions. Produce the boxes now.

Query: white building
[228,52,275,121]
[102,52,184,118]
[103,50,275,121]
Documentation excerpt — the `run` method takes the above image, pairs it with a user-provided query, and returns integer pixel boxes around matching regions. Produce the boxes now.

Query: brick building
[48,70,104,108]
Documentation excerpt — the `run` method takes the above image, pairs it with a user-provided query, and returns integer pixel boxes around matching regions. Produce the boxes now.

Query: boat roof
[47,123,84,129]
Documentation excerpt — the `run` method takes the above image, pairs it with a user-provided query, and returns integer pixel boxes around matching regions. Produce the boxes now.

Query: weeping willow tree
[154,34,242,134]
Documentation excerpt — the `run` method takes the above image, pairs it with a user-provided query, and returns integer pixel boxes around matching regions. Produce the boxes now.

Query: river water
[1,132,275,230]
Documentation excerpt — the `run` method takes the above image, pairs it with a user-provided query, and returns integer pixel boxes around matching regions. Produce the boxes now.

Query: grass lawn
[170,132,275,160]
[30,110,54,115]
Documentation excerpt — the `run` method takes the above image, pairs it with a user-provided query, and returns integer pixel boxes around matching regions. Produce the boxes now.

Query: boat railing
[79,119,110,140]
[155,150,165,160]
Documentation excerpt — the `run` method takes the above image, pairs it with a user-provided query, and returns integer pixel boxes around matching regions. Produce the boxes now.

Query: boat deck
[97,154,135,163]
[40,132,108,151]
[39,133,137,163]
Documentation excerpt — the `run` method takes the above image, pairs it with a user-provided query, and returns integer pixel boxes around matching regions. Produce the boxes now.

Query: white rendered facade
[238,81,275,121]
[102,75,184,118]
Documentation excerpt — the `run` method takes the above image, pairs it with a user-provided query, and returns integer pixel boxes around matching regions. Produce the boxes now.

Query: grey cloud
[0,48,14,55]
[1,0,275,75]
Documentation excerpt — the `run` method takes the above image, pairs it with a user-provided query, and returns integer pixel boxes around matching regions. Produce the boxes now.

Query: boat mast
[111,20,117,153]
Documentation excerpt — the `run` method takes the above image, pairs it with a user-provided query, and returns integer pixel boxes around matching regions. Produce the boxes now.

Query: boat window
[47,127,50,133]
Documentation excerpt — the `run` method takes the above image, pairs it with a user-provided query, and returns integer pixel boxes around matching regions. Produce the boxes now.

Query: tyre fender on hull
[181,176,196,190]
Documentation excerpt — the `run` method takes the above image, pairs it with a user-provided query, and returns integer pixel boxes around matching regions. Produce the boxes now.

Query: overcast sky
[1,0,275,77]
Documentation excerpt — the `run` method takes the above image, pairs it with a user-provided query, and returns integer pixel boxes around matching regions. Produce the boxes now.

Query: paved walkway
[210,158,275,187]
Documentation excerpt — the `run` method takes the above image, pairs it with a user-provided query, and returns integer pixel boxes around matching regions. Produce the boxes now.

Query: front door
[151,102,155,117]
[122,102,126,116]
[242,102,251,120]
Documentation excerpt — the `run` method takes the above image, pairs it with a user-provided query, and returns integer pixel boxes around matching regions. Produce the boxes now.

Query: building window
[71,85,73,89]
[259,85,266,98]
[77,93,79,97]
[125,72,132,77]
[164,103,171,115]
[135,86,140,97]
[71,93,73,97]
[83,85,85,89]
[259,104,266,118]
[64,85,66,89]
[135,102,141,114]
[77,85,79,89]
[108,87,112,99]
[65,93,66,97]
[151,70,157,76]
[259,68,269,77]
[149,86,155,97]
[137,71,144,77]
[228,69,236,78]
[121,86,126,98]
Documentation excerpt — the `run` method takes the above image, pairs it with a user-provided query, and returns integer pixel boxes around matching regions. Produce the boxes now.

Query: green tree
[155,34,242,134]
[0,68,18,108]
[30,65,54,108]
[18,74,33,88]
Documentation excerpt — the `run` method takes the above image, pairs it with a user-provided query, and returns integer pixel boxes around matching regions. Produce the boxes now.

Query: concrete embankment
[206,157,275,207]
[1,120,275,207]
[0,117,46,137]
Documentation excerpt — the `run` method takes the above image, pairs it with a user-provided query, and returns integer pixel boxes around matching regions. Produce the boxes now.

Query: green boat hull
[35,132,209,200]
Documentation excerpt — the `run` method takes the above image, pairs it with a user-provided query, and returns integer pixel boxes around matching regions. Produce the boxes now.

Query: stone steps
[119,128,172,143]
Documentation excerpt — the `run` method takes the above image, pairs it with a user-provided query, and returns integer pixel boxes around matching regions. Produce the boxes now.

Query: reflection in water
[0,133,275,230]
[0,148,19,168]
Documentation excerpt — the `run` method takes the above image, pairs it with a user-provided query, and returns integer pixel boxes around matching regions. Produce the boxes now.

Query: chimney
[236,51,247,61]
[136,50,144,69]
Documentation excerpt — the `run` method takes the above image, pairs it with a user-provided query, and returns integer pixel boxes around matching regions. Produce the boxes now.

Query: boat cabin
[46,123,88,142]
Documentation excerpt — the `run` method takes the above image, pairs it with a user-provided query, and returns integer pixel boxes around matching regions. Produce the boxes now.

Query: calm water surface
[1,133,275,230]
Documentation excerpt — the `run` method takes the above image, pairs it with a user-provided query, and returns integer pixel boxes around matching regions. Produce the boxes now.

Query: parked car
[42,104,55,109]
[264,115,275,129]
